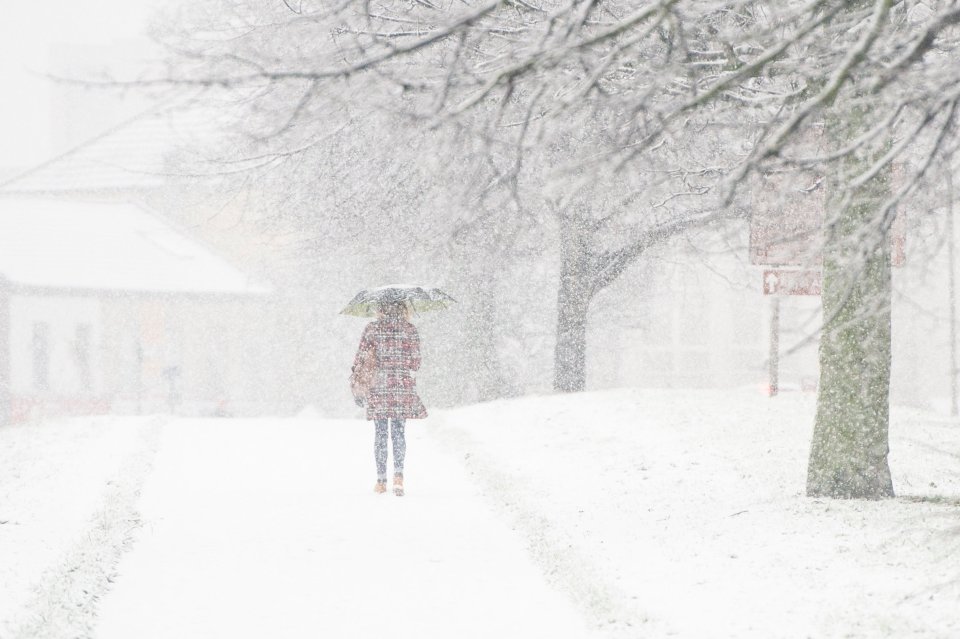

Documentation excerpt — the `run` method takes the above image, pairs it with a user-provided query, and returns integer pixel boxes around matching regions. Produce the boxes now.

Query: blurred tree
[151,1,741,396]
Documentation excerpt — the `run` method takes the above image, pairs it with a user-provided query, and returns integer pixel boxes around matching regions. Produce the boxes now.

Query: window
[75,324,92,391]
[32,322,50,391]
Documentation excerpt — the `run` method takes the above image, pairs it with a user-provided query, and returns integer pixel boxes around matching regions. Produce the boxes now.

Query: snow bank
[432,388,960,637]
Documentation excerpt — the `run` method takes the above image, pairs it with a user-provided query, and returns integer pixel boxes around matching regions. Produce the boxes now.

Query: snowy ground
[0,416,164,638]
[1,388,958,638]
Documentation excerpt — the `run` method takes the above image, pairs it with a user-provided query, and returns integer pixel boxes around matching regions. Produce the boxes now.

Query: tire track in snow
[3,417,167,639]
[426,414,659,638]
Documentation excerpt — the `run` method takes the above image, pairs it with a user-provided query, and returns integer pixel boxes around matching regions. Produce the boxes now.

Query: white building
[0,198,271,423]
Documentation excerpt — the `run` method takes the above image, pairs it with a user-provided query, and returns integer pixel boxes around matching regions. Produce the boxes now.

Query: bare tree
[148,1,747,392]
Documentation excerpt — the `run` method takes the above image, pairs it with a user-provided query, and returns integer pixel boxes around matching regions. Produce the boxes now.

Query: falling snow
[2,1,960,637]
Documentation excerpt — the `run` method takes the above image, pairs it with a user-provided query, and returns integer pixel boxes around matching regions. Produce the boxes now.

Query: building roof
[0,94,226,194]
[0,198,270,296]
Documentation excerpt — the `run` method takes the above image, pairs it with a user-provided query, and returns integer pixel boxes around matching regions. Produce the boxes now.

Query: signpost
[751,172,824,397]
[762,269,822,296]
[760,269,821,396]
[751,164,909,396]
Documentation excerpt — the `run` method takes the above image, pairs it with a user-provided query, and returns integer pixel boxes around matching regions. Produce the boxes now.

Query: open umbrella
[340,284,457,317]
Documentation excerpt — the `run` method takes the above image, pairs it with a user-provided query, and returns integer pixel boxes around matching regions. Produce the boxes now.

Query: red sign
[749,172,825,267]
[763,269,822,296]
[751,161,908,268]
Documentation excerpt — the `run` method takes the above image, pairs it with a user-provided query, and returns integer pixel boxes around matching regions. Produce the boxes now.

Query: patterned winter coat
[353,317,427,421]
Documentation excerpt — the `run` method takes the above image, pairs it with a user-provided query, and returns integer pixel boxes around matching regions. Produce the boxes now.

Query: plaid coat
[353,317,427,421]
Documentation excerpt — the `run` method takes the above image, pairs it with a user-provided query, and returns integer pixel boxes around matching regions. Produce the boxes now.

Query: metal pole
[769,295,780,397]
[0,278,10,425]
[948,166,957,418]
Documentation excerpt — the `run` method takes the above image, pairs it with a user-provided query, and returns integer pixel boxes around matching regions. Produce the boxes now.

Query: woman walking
[351,300,427,496]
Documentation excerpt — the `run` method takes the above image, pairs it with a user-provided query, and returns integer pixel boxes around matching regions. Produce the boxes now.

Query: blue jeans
[374,418,406,480]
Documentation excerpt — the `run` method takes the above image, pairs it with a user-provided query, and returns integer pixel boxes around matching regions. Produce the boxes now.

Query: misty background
[0,0,957,424]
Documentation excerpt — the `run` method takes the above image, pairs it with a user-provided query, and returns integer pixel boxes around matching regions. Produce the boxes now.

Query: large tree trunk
[807,122,894,498]
[554,219,594,393]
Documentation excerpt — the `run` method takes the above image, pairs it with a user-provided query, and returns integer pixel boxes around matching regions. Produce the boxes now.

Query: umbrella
[340,284,457,317]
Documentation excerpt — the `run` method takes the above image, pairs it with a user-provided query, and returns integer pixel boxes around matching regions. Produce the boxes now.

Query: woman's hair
[379,301,409,318]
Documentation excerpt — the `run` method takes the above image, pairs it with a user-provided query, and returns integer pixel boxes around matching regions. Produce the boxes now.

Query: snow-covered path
[5,389,958,638]
[92,418,594,639]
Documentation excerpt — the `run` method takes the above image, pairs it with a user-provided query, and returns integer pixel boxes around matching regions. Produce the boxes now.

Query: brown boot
[374,479,387,494]
[393,474,404,497]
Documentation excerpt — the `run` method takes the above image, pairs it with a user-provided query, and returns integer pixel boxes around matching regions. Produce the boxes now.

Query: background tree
[151,0,751,394]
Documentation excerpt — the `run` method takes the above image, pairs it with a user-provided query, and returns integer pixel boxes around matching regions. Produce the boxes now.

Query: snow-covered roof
[0,198,270,295]
[0,95,224,194]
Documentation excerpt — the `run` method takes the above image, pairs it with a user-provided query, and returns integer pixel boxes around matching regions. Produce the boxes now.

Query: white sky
[0,0,161,169]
